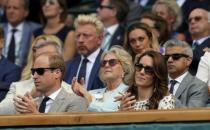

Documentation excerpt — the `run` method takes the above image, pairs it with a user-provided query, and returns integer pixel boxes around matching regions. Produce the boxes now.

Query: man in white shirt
[14,53,87,114]
[164,39,208,108]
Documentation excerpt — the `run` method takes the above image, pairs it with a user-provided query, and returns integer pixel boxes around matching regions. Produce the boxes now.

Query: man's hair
[164,39,193,58]
[74,14,104,35]
[109,0,129,22]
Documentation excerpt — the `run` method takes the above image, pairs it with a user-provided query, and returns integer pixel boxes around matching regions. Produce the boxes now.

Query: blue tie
[192,41,198,50]
[78,57,89,82]
[8,29,17,63]
[169,80,177,94]
[39,97,50,113]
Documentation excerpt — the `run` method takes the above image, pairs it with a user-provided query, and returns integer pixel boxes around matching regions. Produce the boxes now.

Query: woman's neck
[137,86,153,101]
[106,78,123,91]
[45,16,62,28]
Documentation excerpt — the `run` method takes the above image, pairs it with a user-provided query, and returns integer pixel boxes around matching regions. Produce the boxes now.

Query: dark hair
[129,50,168,109]
[0,27,4,39]
[41,0,68,24]
[109,0,129,22]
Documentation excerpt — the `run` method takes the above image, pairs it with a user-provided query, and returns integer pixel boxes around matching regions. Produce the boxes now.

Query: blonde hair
[20,35,63,80]
[74,14,104,35]
[99,45,134,86]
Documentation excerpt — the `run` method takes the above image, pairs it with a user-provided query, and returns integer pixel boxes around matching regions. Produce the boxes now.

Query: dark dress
[33,25,74,45]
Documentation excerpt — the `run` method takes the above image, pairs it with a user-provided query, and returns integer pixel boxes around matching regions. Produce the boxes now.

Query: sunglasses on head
[98,5,113,9]
[188,16,202,23]
[135,63,154,74]
[100,59,120,67]
[31,68,56,76]
[42,0,56,6]
[164,53,189,61]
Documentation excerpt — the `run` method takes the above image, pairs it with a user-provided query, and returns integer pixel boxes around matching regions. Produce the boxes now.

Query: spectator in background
[116,50,175,111]
[139,12,169,47]
[64,14,104,90]
[97,0,129,51]
[72,46,134,112]
[164,39,208,108]
[0,26,21,102]
[196,52,210,92]
[14,53,87,114]
[188,7,210,75]
[152,0,182,39]
[34,0,76,61]
[123,22,159,60]
[2,0,40,67]
[0,35,72,115]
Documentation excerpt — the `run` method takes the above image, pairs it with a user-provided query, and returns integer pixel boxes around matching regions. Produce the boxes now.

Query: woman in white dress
[116,50,175,110]
[72,46,134,112]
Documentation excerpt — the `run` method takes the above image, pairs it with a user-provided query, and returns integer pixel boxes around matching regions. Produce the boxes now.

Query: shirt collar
[168,71,188,84]
[193,36,210,45]
[47,88,62,101]
[82,48,100,63]
[8,22,24,32]
[106,24,119,36]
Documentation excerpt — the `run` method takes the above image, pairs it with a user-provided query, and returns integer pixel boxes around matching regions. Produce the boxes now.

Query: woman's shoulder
[158,94,175,110]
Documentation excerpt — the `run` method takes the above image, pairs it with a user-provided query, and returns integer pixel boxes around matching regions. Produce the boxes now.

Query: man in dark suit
[188,7,210,75]
[97,0,129,51]
[164,39,208,108]
[14,53,87,114]
[64,14,104,90]
[0,26,21,102]
[2,0,40,67]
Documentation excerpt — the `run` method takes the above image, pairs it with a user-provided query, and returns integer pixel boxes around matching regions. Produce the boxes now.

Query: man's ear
[186,57,192,67]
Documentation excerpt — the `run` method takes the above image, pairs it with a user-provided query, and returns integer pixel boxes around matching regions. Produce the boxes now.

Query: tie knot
[11,28,17,33]
[170,80,177,85]
[83,57,89,63]
[42,97,50,102]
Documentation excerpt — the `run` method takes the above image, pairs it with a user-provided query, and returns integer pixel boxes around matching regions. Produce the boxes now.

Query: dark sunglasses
[31,68,56,76]
[100,59,120,67]
[41,0,56,6]
[164,53,189,61]
[98,5,113,9]
[135,63,154,74]
[188,16,202,23]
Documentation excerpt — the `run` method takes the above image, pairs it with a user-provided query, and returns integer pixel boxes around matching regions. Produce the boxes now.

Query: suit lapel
[48,89,66,112]
[87,50,103,90]
[175,73,192,98]
[109,25,124,48]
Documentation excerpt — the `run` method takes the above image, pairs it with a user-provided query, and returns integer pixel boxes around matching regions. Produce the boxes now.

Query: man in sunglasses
[188,7,210,75]
[14,53,87,114]
[96,0,128,51]
[164,39,208,108]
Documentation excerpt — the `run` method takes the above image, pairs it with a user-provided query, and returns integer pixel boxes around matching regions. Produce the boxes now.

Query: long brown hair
[129,50,168,109]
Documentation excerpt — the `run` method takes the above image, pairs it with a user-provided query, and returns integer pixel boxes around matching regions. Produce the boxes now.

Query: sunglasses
[31,68,56,75]
[100,59,120,67]
[164,53,189,61]
[98,5,113,9]
[41,0,56,6]
[135,63,154,74]
[188,16,202,23]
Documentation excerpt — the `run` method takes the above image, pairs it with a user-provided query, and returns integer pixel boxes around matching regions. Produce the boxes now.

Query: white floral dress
[133,94,175,110]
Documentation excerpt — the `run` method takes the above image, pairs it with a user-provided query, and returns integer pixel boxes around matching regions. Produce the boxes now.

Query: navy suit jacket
[108,24,125,49]
[0,56,21,101]
[2,21,41,67]
[64,50,104,90]
[189,37,210,75]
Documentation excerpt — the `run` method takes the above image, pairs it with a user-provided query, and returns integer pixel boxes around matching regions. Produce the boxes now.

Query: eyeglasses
[188,16,202,23]
[164,53,189,61]
[100,59,120,67]
[98,5,113,9]
[135,63,154,74]
[41,0,56,6]
[31,68,56,75]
